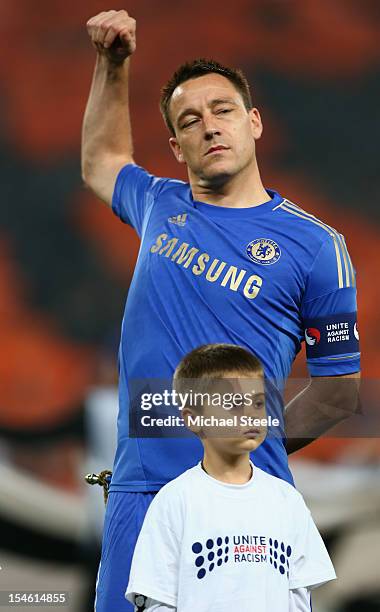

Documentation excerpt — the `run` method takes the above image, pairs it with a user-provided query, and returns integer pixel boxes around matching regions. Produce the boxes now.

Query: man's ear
[182,408,201,433]
[169,137,185,164]
[248,107,263,141]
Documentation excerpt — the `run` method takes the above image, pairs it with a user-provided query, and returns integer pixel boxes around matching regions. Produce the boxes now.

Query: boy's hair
[159,58,253,135]
[174,343,263,380]
[173,344,263,407]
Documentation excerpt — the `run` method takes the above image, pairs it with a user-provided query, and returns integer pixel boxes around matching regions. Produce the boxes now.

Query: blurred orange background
[1,0,378,445]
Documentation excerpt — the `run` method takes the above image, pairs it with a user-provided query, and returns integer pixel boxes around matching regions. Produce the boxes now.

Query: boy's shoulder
[152,464,308,517]
[152,465,200,503]
[255,466,306,508]
[144,465,200,528]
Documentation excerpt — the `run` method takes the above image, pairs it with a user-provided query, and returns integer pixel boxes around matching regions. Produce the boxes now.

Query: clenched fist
[86,9,136,63]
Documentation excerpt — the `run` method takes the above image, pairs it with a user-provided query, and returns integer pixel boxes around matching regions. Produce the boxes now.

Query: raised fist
[86,10,136,63]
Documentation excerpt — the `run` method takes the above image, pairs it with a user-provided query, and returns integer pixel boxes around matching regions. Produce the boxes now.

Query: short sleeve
[288,588,311,612]
[301,233,360,376]
[289,495,336,591]
[112,164,170,236]
[126,493,181,608]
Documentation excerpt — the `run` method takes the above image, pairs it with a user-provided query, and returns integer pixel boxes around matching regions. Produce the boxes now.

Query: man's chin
[199,166,234,186]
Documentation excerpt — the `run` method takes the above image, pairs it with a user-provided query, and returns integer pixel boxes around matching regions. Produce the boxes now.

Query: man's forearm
[82,9,137,203]
[284,374,361,454]
[81,54,133,182]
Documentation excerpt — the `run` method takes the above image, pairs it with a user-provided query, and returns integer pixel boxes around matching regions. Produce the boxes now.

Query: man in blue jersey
[82,9,361,611]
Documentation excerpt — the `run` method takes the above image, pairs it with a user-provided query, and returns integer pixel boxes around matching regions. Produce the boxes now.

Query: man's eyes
[183,119,199,128]
[181,108,233,128]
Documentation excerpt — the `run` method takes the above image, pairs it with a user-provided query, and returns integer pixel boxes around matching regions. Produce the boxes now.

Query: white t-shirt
[126,463,336,612]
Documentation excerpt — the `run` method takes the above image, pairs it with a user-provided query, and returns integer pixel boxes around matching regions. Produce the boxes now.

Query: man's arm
[81,9,136,205]
[284,371,361,454]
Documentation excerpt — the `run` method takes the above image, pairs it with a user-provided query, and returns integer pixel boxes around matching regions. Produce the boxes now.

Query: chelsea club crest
[246,238,281,265]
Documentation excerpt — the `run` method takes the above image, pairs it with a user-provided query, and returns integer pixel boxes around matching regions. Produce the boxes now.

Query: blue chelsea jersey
[109,164,360,492]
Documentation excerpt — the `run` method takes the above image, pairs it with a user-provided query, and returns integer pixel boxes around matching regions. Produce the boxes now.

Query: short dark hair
[173,344,263,413]
[174,343,263,381]
[160,58,253,135]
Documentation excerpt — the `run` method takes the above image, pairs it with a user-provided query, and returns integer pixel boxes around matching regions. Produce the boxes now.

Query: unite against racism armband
[304,312,360,359]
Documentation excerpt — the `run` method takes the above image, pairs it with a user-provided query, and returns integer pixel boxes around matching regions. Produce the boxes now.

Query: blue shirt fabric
[109,164,360,492]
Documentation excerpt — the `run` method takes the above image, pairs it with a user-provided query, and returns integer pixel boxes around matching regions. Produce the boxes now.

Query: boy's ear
[182,408,201,434]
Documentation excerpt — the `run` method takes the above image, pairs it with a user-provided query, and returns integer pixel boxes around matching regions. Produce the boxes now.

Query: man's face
[168,73,263,185]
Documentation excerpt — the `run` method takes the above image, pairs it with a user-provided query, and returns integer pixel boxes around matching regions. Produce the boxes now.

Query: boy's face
[183,372,267,456]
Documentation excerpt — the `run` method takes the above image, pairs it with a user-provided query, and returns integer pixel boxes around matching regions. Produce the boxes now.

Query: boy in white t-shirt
[126,344,336,611]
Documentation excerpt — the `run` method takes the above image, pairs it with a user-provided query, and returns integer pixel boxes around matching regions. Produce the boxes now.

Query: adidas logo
[168,213,188,226]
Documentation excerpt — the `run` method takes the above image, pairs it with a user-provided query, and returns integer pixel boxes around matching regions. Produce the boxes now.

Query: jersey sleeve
[126,491,181,608]
[288,588,311,612]
[112,164,170,236]
[301,233,360,376]
[289,494,336,591]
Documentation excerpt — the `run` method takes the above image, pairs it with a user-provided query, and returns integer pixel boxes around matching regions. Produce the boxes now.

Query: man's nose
[203,116,221,139]
[204,126,221,140]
